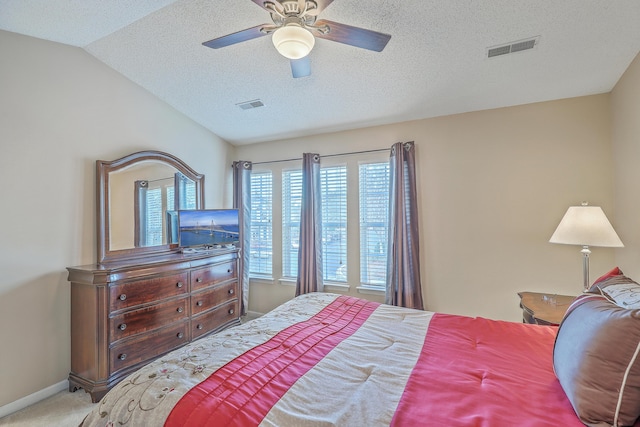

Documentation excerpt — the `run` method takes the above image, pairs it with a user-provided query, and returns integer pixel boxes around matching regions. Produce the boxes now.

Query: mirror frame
[97,150,205,263]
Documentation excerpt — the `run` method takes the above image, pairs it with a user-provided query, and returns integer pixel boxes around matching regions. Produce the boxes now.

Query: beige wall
[237,94,617,321]
[611,53,640,278]
[0,30,235,408]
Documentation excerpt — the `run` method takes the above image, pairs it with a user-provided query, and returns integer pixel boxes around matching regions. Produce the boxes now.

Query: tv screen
[178,209,239,248]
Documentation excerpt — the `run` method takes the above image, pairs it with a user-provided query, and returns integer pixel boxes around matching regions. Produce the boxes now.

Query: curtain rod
[251,147,389,166]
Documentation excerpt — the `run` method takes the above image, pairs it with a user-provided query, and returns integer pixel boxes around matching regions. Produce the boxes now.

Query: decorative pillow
[591,266,623,288]
[587,267,632,294]
[600,283,640,309]
[553,293,640,427]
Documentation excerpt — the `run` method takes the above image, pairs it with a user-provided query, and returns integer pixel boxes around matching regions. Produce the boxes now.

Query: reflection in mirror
[133,172,198,247]
[97,151,204,263]
[110,161,177,250]
[176,172,197,211]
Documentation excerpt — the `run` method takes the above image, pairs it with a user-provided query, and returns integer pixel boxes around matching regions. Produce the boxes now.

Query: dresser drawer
[191,261,237,291]
[110,296,189,341]
[192,300,239,340]
[110,272,188,312]
[110,321,189,374]
[191,281,238,315]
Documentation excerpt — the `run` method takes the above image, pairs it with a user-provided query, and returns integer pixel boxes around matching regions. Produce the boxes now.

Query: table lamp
[549,202,623,291]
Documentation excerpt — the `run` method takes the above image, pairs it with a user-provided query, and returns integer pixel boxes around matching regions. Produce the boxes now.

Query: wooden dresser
[67,249,240,402]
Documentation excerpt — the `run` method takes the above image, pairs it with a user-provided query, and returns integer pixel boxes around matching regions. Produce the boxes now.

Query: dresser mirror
[97,151,204,263]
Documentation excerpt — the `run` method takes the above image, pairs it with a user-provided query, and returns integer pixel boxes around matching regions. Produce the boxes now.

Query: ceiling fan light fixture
[272,25,315,59]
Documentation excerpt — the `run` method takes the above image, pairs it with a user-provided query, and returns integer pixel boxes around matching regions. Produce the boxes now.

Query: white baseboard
[0,380,67,419]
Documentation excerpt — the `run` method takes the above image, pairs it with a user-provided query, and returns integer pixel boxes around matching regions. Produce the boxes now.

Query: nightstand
[518,292,576,326]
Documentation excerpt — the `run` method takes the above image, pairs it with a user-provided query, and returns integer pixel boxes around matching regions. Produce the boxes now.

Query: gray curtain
[232,160,252,315]
[386,142,424,310]
[296,153,324,296]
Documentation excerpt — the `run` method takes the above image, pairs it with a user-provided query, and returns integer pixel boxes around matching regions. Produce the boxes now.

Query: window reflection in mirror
[135,176,174,247]
[134,172,197,247]
[108,161,181,251]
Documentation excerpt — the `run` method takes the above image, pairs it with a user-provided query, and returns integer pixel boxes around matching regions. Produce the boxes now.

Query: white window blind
[184,181,196,209]
[167,187,175,211]
[282,170,302,278]
[320,166,347,282]
[144,188,163,246]
[250,171,273,275]
[359,162,390,287]
[176,174,197,210]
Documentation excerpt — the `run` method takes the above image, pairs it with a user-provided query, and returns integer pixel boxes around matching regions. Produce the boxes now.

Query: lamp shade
[549,205,624,247]
[272,25,315,59]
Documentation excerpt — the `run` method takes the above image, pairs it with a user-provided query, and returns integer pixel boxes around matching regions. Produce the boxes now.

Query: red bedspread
[166,296,379,426]
[82,293,586,427]
[392,314,584,427]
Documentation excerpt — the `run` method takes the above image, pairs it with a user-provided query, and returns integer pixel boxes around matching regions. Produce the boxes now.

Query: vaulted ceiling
[2,0,640,145]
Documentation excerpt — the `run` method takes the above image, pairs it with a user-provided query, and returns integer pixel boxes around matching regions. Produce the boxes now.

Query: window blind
[250,171,273,275]
[282,170,302,278]
[359,162,390,287]
[320,166,347,282]
[145,188,163,246]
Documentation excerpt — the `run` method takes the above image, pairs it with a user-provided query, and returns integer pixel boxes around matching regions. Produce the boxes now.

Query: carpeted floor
[0,390,95,426]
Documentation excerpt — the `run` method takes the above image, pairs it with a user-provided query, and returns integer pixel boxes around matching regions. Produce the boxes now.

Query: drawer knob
[119,323,127,331]
[197,324,203,330]
[176,282,183,288]
[177,332,184,339]
[118,353,127,361]
[119,294,127,301]
[227,269,232,273]
[196,301,203,307]
[228,309,234,315]
[196,278,202,283]
[177,307,184,313]
[228,289,234,295]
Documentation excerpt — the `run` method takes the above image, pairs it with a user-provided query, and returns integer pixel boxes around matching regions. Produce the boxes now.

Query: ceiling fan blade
[202,24,269,49]
[291,56,311,78]
[314,19,391,52]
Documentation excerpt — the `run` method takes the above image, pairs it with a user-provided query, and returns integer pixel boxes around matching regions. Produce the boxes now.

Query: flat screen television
[178,209,239,248]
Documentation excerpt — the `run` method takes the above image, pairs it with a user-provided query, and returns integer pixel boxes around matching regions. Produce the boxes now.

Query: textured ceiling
[2,0,640,145]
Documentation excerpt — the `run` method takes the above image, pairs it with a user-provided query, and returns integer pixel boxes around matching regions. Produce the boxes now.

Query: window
[250,171,273,275]
[176,173,196,210]
[281,167,348,282]
[320,166,347,282]
[282,170,302,278]
[248,154,390,294]
[138,177,174,246]
[359,162,390,287]
[143,187,163,246]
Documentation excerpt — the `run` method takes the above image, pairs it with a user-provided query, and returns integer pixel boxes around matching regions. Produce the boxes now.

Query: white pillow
[600,283,640,309]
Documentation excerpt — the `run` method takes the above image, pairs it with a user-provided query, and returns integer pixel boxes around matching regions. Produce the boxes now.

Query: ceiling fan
[202,0,391,78]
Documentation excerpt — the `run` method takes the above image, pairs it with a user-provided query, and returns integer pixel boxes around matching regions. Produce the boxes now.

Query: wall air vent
[237,99,264,110]
[487,36,539,58]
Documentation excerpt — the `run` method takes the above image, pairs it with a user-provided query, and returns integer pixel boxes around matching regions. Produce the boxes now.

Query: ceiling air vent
[487,36,539,58]
[237,99,264,110]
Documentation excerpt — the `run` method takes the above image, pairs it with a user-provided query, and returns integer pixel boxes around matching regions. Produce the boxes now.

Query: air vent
[487,36,539,58]
[237,99,264,110]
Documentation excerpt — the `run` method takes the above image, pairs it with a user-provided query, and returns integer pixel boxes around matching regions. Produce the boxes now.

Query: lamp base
[581,246,591,292]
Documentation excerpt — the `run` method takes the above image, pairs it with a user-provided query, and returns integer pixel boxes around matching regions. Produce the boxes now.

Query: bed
[79,291,640,427]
